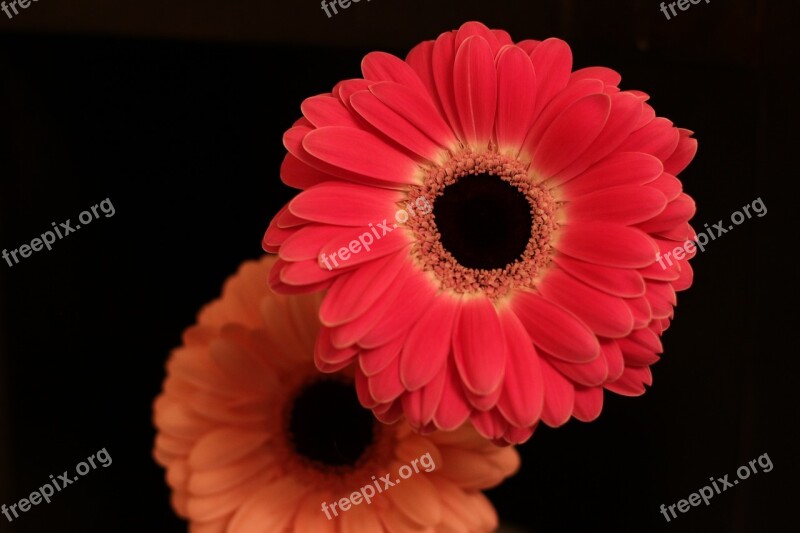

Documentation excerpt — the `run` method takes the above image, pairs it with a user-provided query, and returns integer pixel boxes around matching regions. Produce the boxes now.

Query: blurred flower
[264,21,696,444]
[153,256,518,532]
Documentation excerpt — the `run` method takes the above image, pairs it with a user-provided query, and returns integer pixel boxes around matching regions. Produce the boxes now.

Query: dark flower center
[433,173,534,269]
[288,379,376,467]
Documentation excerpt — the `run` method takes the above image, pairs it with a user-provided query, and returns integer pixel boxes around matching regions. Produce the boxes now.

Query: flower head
[153,256,518,531]
[264,22,697,444]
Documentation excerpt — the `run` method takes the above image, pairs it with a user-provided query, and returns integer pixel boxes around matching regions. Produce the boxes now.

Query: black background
[1,0,798,531]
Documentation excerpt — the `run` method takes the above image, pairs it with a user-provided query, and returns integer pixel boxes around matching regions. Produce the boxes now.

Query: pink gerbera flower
[264,21,697,445]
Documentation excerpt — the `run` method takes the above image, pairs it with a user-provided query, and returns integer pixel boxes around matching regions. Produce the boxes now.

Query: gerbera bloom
[263,21,697,444]
[153,256,518,532]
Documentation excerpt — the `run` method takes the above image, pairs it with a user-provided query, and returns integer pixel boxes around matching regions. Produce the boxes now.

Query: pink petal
[280,153,330,190]
[550,92,645,183]
[492,29,514,46]
[522,78,604,156]
[279,258,345,286]
[452,297,504,395]
[401,363,447,427]
[372,399,396,415]
[500,424,536,445]
[557,151,663,199]
[570,66,621,87]
[471,410,509,440]
[433,360,472,430]
[269,259,331,295]
[646,172,683,202]
[314,327,358,366]
[655,225,691,245]
[617,337,660,366]
[319,227,412,271]
[511,292,600,363]
[553,254,646,298]
[355,367,378,408]
[292,117,314,128]
[330,271,409,348]
[538,267,634,338]
[564,185,667,225]
[617,117,680,162]
[635,193,696,234]
[655,224,691,242]
[495,45,537,154]
[496,311,544,427]
[359,335,404,377]
[625,296,653,329]
[663,128,697,175]
[648,278,677,306]
[373,399,404,424]
[370,81,458,150]
[274,204,309,228]
[555,222,658,268]
[303,126,421,186]
[288,181,403,226]
[635,100,656,127]
[405,40,442,114]
[286,125,386,188]
[529,38,573,118]
[602,339,625,381]
[464,384,503,412]
[454,35,497,148]
[301,95,361,129]
[263,206,293,252]
[358,269,438,348]
[401,295,461,391]
[455,21,501,55]
[517,40,541,54]
[368,355,405,404]
[549,352,608,388]
[319,251,407,326]
[539,357,575,427]
[350,89,443,162]
[361,51,429,95]
[645,281,676,319]
[629,325,664,354]
[279,224,353,262]
[573,387,604,422]
[432,31,465,140]
[605,366,652,397]
[641,251,681,282]
[335,78,372,114]
[530,94,610,178]
[674,259,694,292]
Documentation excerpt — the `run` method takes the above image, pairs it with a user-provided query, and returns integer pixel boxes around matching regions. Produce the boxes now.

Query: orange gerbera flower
[153,256,519,532]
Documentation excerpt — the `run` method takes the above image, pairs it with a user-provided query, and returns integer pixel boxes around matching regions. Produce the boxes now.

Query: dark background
[1,0,797,531]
